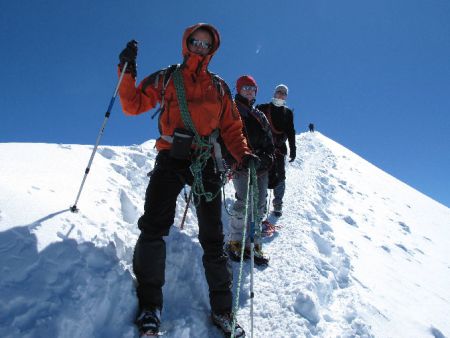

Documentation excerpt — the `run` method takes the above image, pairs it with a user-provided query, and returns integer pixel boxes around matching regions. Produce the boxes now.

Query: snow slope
[0,133,449,338]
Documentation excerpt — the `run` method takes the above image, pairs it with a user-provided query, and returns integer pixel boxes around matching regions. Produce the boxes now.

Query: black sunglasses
[188,38,212,49]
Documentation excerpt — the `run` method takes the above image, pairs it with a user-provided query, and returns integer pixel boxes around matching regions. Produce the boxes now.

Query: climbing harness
[172,67,225,203]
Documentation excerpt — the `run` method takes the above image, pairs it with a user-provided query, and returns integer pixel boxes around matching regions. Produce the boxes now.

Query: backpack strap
[209,72,226,98]
[143,64,179,119]
[265,104,284,135]
[147,66,226,120]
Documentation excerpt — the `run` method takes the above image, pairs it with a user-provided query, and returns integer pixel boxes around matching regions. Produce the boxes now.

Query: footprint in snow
[333,248,351,288]
[318,222,333,234]
[395,243,409,253]
[343,215,358,227]
[120,190,140,224]
[414,248,425,255]
[110,163,126,176]
[293,291,320,325]
[98,147,117,159]
[430,326,446,338]
[312,232,333,256]
[398,221,411,234]
[338,179,347,187]
[129,153,148,168]
[381,245,390,253]
[312,203,331,222]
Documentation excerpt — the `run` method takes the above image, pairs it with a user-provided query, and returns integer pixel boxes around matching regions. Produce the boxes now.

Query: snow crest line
[1,135,449,337]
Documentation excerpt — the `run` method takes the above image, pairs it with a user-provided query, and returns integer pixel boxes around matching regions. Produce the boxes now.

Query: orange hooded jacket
[118,23,250,163]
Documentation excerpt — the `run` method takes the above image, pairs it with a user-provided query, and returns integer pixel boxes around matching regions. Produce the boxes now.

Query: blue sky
[1,0,449,207]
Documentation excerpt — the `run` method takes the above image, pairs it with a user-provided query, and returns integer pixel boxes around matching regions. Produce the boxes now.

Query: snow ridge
[0,134,449,337]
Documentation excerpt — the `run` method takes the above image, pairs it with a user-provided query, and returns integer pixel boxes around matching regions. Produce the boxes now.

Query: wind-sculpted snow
[0,134,449,337]
[0,224,136,338]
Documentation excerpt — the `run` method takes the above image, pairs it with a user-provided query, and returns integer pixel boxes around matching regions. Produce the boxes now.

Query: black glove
[288,146,296,162]
[119,40,138,78]
[289,151,296,163]
[241,154,261,170]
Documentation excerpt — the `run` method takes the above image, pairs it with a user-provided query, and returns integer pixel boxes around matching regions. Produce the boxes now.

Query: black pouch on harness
[170,128,194,160]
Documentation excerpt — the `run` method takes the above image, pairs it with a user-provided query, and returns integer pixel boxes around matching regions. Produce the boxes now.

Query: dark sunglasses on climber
[188,38,212,49]
[241,85,257,91]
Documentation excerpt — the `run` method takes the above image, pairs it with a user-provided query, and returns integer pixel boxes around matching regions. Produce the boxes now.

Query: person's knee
[200,236,225,257]
[138,213,172,237]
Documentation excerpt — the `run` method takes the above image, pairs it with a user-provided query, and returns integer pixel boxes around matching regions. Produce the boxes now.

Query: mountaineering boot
[253,244,269,266]
[226,241,250,262]
[273,203,282,217]
[136,307,161,336]
[211,311,245,337]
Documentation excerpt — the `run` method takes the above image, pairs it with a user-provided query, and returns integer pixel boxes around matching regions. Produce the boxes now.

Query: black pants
[268,151,286,189]
[133,151,232,313]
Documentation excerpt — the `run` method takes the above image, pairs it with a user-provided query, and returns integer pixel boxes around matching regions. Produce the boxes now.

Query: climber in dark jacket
[226,75,274,266]
[257,84,296,217]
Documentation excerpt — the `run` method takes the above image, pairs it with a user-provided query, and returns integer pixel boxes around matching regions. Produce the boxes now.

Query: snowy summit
[0,132,449,338]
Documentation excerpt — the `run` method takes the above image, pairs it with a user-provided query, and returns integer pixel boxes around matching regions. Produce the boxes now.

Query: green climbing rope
[172,68,223,203]
[231,163,259,338]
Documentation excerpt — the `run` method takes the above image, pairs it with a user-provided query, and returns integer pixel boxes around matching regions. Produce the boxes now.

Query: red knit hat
[236,75,258,93]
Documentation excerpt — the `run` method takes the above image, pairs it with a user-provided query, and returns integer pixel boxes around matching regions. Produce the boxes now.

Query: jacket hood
[182,23,220,72]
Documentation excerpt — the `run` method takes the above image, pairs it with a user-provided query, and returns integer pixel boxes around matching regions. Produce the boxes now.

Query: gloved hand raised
[119,40,138,78]
[241,153,261,170]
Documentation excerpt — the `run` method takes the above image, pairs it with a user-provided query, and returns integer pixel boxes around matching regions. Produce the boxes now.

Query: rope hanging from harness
[231,163,259,338]
[172,68,221,203]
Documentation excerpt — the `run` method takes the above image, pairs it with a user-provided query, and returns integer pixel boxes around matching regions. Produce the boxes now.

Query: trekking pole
[70,62,128,212]
[230,168,252,338]
[180,189,193,229]
[265,189,272,220]
[249,164,256,338]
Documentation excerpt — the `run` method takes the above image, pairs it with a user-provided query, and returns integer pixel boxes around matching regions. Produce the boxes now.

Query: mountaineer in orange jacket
[118,23,253,337]
[118,24,250,163]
